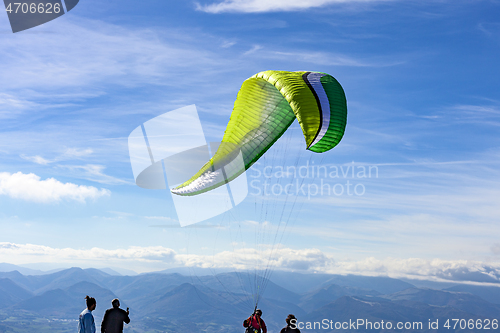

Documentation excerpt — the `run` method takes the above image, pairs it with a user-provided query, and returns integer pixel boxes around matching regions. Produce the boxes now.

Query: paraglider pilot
[243,309,267,333]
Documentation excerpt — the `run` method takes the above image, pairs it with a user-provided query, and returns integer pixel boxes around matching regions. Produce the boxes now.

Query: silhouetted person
[243,309,267,333]
[280,314,301,333]
[79,295,96,333]
[101,298,130,333]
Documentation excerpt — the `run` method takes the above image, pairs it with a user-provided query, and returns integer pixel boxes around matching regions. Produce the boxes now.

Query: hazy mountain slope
[12,281,118,319]
[0,270,34,291]
[303,296,489,332]
[446,284,500,305]
[319,275,415,294]
[300,283,381,312]
[193,272,301,304]
[1,268,500,333]
[0,263,46,275]
[0,278,34,308]
[34,268,108,294]
[112,273,191,300]
[385,287,500,318]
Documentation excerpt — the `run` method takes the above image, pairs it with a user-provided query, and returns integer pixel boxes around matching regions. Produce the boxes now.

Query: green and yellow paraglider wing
[171,70,347,196]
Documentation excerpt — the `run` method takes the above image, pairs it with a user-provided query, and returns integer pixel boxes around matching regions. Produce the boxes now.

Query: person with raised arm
[101,298,130,333]
[243,309,267,333]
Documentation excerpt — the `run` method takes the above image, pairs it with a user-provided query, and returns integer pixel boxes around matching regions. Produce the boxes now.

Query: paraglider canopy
[172,70,347,197]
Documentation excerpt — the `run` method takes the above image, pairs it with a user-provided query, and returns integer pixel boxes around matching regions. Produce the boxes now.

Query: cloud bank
[197,0,392,13]
[0,172,110,203]
[2,242,500,284]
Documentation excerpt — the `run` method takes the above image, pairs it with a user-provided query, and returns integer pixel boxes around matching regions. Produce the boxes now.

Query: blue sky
[0,0,500,282]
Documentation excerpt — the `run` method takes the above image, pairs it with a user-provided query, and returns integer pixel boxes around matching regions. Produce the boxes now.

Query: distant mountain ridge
[0,263,47,275]
[0,267,500,332]
[0,263,137,276]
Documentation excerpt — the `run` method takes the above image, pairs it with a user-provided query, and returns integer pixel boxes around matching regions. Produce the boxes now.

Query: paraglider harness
[243,309,263,333]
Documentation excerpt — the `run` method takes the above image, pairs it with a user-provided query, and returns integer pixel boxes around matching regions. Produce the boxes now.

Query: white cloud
[145,216,179,223]
[0,172,110,203]
[244,45,263,55]
[182,249,500,284]
[58,164,130,185]
[2,242,500,284]
[221,40,237,48]
[0,93,40,119]
[20,154,52,165]
[0,242,331,272]
[0,242,176,263]
[63,148,94,158]
[197,0,392,13]
[332,257,500,284]
[0,19,232,93]
[453,104,500,115]
[20,148,94,166]
[0,17,242,163]
[440,104,500,126]
[245,49,404,67]
[272,51,370,66]
[478,22,500,37]
[178,247,334,271]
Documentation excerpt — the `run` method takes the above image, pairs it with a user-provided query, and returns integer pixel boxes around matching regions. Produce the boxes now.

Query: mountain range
[0,264,499,332]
